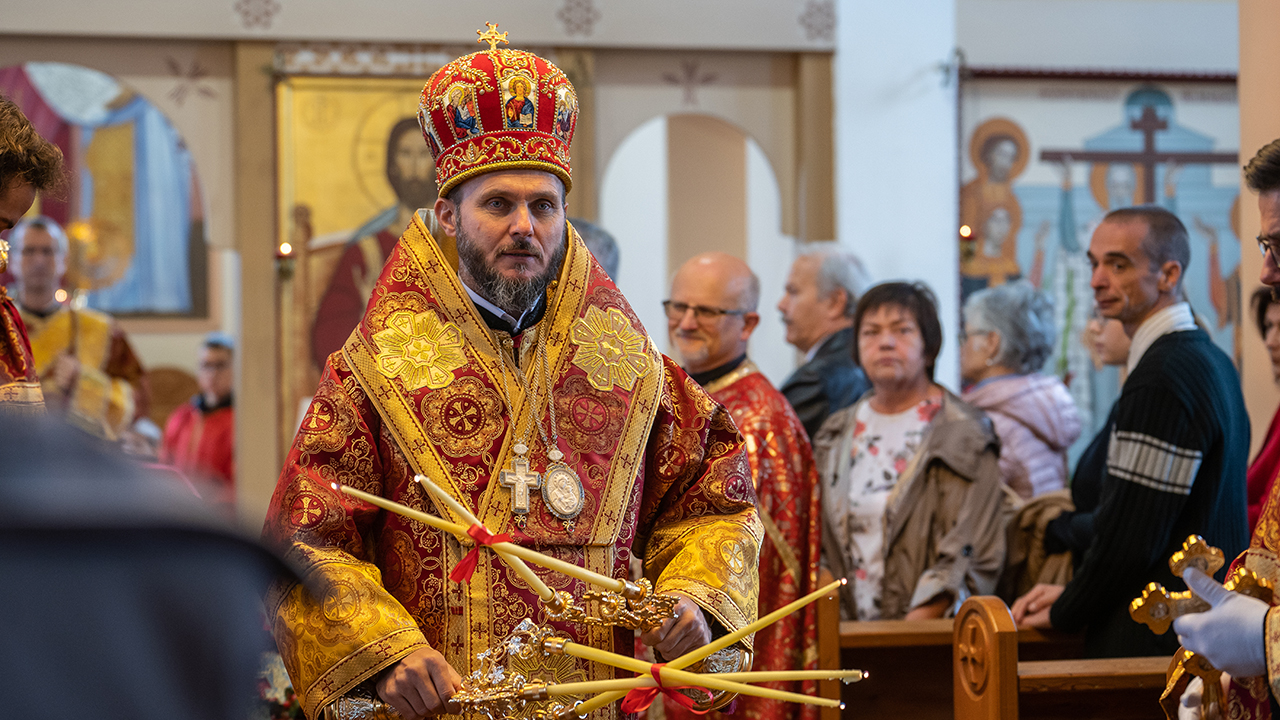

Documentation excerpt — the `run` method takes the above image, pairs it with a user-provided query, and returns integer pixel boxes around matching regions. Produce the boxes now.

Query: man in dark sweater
[777,246,872,439]
[1011,205,1249,658]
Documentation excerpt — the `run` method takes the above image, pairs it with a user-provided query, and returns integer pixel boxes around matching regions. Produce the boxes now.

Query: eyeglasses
[1260,236,1280,260]
[662,300,747,322]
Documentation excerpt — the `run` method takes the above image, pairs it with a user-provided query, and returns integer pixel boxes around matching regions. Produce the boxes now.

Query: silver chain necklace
[493,331,585,530]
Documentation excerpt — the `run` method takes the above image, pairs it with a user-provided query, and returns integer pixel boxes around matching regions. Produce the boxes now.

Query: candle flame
[414,474,426,483]
[840,577,848,586]
[839,703,846,711]
[331,482,339,490]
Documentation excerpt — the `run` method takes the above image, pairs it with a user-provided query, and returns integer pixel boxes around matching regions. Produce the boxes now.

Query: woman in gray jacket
[816,282,1007,620]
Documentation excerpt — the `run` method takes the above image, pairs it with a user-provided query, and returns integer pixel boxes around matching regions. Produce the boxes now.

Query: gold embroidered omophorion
[373,309,467,391]
[571,306,650,393]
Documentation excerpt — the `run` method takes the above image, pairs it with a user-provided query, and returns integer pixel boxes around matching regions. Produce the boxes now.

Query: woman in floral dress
[815,282,1008,620]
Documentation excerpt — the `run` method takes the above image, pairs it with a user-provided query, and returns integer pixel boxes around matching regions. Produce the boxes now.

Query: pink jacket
[962,373,1082,500]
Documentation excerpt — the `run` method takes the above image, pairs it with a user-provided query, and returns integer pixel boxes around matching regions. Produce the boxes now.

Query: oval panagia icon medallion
[542,463,585,520]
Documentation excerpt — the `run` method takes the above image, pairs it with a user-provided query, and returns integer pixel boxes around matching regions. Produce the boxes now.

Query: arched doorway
[600,113,796,386]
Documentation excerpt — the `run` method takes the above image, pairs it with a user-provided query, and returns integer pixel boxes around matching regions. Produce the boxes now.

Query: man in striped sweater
[1010,205,1249,658]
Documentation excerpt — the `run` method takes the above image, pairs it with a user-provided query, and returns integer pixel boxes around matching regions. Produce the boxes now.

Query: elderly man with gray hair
[959,281,1081,500]
[777,243,872,439]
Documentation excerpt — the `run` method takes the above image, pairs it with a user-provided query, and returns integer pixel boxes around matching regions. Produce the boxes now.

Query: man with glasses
[160,332,236,502]
[663,252,822,720]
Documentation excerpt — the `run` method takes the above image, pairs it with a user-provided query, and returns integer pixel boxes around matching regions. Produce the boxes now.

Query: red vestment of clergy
[666,360,822,720]
[0,292,43,412]
[262,214,763,720]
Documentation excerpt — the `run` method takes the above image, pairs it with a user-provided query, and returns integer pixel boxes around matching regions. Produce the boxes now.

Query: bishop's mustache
[498,238,543,259]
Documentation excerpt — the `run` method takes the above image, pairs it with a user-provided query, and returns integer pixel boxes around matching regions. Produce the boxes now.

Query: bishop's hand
[641,594,711,660]
[376,646,462,719]
[1175,567,1269,679]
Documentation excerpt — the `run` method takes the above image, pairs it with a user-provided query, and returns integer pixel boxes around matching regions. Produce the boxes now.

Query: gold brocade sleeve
[262,354,430,719]
[267,546,428,718]
[638,358,763,647]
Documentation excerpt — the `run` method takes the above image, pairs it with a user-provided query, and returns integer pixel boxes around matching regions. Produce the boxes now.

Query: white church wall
[601,116,670,355]
[957,0,1238,73]
[835,0,961,390]
[1,0,837,51]
[747,137,797,389]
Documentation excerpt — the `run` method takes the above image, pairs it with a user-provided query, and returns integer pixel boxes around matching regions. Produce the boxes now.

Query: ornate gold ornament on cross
[1130,535,1276,720]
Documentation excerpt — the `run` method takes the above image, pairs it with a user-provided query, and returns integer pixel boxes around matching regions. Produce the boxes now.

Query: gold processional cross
[499,454,542,515]
[1129,535,1276,720]
[477,23,509,52]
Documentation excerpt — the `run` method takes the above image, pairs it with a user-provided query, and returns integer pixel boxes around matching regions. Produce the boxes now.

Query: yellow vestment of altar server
[20,304,140,439]
[263,214,763,720]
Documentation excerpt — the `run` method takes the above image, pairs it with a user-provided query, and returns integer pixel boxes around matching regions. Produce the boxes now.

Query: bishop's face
[436,170,567,317]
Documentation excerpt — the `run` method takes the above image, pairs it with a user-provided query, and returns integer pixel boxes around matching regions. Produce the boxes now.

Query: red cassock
[666,361,822,720]
[160,400,235,494]
[0,293,44,413]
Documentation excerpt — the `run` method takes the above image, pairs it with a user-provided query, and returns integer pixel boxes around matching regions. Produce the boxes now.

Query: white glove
[1174,567,1270,678]
[1177,676,1203,720]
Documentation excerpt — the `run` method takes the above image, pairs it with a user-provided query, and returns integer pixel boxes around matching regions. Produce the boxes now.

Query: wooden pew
[815,591,1083,720]
[952,596,1171,720]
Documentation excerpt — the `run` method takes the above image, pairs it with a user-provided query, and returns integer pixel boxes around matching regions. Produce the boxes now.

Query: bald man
[664,253,823,720]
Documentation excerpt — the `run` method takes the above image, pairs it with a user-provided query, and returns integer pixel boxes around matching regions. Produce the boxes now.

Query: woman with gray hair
[960,281,1081,499]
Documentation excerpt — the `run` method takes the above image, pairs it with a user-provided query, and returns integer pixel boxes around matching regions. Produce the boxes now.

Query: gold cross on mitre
[477,23,509,52]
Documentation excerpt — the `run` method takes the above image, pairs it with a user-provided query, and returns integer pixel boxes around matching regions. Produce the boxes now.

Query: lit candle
[553,640,843,708]
[332,482,556,599]
[414,475,628,594]
[570,578,848,716]
[536,669,864,697]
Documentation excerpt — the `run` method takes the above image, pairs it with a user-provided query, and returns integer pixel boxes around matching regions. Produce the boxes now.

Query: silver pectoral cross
[499,454,542,514]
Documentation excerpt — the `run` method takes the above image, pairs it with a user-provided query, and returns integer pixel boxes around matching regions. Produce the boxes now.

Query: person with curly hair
[0,92,62,414]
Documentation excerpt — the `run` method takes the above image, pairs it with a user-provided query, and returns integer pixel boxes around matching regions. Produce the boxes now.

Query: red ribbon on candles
[448,524,512,583]
[619,663,713,714]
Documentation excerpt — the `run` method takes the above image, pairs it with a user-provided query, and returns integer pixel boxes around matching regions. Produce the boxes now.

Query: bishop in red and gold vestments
[664,253,823,720]
[263,34,761,720]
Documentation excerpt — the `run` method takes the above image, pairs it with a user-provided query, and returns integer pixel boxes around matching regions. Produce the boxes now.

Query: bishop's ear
[434,196,459,237]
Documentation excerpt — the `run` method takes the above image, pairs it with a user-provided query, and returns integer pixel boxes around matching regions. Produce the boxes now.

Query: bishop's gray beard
[456,224,567,319]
